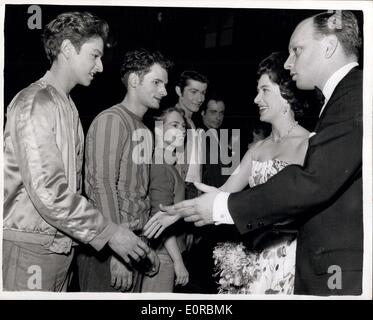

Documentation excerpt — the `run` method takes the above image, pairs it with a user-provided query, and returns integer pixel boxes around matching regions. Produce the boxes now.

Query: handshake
[141,182,220,239]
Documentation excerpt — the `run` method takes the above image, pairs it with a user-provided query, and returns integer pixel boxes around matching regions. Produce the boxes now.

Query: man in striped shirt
[78,49,173,292]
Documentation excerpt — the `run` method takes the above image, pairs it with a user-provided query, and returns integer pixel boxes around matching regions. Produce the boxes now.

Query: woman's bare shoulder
[295,125,310,138]
[248,137,270,154]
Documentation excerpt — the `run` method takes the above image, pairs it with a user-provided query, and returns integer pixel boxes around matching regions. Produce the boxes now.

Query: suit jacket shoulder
[316,68,362,131]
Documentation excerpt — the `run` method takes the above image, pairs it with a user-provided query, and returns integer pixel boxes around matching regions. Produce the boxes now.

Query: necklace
[270,121,298,143]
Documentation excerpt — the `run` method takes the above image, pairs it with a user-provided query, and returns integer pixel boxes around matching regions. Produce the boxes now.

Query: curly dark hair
[257,51,307,118]
[42,11,109,64]
[120,48,174,88]
[176,70,209,93]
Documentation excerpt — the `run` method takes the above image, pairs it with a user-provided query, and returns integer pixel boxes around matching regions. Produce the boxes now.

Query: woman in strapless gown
[213,52,310,294]
[213,160,297,294]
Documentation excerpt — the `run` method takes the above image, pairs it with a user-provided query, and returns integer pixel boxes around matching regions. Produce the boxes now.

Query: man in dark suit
[200,96,230,187]
[164,11,363,295]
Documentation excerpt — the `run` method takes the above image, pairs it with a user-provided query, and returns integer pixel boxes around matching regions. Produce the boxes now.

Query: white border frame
[0,0,372,300]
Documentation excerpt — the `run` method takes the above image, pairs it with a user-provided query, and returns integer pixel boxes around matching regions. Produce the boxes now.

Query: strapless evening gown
[213,159,297,294]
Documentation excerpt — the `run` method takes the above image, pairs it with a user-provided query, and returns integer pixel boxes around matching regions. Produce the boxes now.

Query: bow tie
[314,86,325,107]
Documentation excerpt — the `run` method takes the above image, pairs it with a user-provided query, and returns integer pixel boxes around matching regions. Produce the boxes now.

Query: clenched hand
[108,223,150,264]
[110,255,133,292]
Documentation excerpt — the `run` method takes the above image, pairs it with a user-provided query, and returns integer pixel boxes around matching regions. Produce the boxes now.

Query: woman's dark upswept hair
[257,51,307,118]
[42,11,109,64]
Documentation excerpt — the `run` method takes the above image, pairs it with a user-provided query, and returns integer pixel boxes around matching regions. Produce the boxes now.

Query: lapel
[314,67,359,133]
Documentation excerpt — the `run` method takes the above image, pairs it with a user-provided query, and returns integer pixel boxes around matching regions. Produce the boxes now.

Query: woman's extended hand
[143,204,181,238]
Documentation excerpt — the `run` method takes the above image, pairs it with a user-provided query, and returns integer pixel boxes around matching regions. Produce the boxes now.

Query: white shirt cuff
[213,192,234,225]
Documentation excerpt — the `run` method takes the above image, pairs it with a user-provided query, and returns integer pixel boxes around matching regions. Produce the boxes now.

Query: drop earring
[283,101,290,115]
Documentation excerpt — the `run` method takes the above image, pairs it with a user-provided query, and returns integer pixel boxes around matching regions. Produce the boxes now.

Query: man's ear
[128,73,139,88]
[60,39,74,59]
[175,86,182,97]
[325,35,338,59]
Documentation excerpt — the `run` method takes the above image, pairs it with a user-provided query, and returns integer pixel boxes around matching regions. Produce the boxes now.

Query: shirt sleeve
[84,111,128,225]
[149,165,175,216]
[213,191,234,224]
[10,88,117,251]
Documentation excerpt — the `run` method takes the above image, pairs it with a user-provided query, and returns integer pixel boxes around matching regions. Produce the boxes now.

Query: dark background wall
[3,5,364,146]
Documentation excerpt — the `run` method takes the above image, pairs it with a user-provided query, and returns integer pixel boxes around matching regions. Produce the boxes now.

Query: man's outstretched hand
[162,182,220,227]
[108,223,150,265]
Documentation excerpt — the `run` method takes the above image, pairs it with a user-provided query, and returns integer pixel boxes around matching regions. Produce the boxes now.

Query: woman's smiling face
[254,73,289,123]
[162,111,186,147]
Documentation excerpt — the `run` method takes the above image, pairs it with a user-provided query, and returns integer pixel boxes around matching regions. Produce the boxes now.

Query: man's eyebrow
[93,48,103,56]
[189,87,204,91]
[289,42,303,50]
[288,40,297,49]
[153,77,166,82]
[191,89,206,95]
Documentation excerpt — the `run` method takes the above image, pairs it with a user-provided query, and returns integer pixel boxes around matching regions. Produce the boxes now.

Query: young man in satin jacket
[3,11,158,291]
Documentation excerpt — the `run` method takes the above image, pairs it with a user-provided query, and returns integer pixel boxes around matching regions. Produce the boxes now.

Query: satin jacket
[3,72,116,254]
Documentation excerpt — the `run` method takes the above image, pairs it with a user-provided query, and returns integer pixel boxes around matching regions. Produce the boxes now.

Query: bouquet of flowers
[213,242,262,294]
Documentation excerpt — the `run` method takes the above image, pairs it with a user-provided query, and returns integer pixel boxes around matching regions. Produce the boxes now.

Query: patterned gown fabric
[213,159,296,294]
